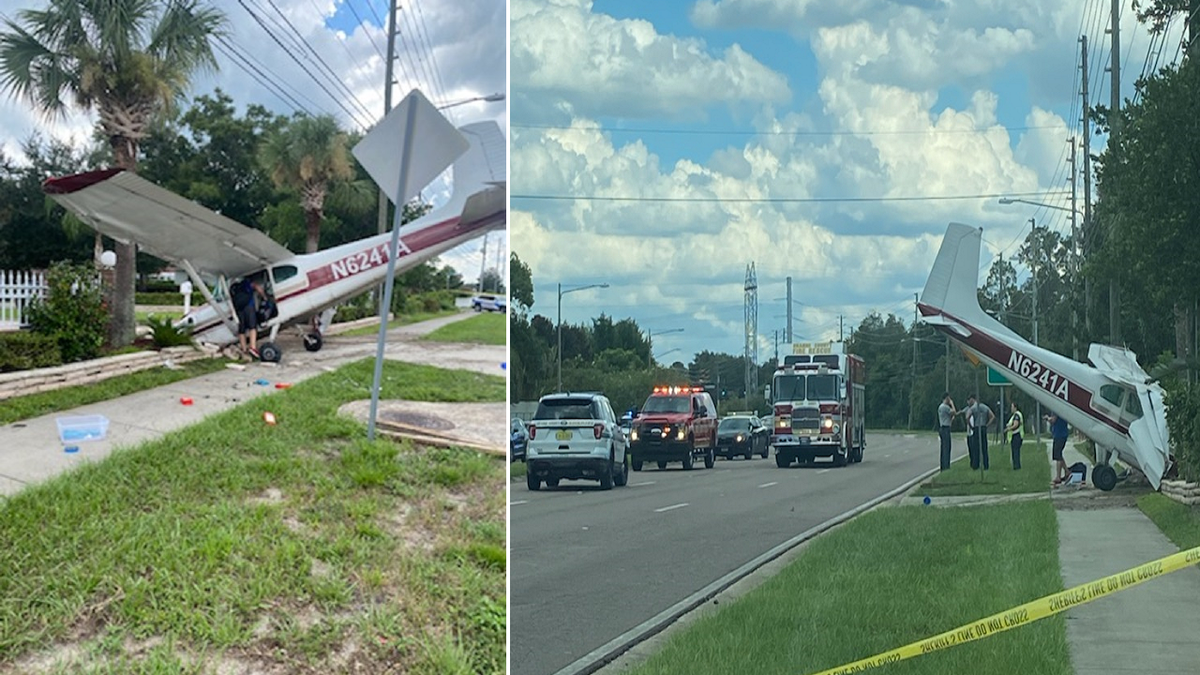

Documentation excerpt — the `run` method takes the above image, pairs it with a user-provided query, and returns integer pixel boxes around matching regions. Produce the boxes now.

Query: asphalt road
[510,432,965,675]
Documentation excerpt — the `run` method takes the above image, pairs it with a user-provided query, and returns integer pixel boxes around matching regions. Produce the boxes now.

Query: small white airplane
[42,120,505,363]
[918,222,1171,491]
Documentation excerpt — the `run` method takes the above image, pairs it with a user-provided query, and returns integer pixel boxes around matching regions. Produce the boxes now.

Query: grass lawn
[0,358,230,425]
[510,460,527,478]
[629,500,1070,675]
[338,308,461,337]
[1137,493,1200,550]
[919,437,1051,497]
[0,359,505,674]
[422,313,505,346]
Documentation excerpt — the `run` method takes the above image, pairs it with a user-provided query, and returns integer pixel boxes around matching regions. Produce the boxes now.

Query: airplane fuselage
[179,201,503,344]
[918,304,1131,451]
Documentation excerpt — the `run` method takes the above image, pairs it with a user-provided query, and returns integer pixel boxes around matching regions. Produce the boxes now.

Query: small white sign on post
[180,280,193,315]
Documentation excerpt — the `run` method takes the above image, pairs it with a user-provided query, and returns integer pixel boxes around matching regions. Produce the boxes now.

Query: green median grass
[0,358,230,425]
[338,309,461,337]
[629,500,1070,675]
[1137,493,1200,551]
[422,313,505,346]
[919,437,1051,497]
[0,359,505,674]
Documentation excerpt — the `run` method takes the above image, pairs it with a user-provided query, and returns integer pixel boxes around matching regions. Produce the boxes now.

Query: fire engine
[770,342,866,468]
[628,385,718,471]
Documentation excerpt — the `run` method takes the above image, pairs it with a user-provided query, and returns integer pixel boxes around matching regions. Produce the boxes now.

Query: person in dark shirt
[1046,411,1070,485]
[233,276,265,359]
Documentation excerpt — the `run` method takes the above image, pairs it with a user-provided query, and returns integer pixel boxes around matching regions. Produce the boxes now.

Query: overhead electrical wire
[234,0,371,127]
[514,123,1064,137]
[256,0,376,126]
[213,36,319,117]
[340,0,387,63]
[512,190,1069,204]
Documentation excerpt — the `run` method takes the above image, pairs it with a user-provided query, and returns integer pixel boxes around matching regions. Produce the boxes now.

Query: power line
[342,0,387,62]
[513,190,1069,204]
[411,0,453,110]
[234,0,371,127]
[257,0,376,125]
[513,123,1064,137]
[213,36,316,116]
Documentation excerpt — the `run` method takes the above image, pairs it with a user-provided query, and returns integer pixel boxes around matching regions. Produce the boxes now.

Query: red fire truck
[770,342,866,468]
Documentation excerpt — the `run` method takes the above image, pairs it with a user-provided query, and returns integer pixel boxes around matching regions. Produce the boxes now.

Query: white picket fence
[0,270,48,331]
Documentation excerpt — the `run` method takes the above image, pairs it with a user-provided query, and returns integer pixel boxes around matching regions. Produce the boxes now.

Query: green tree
[0,0,227,347]
[510,252,534,311]
[259,114,355,253]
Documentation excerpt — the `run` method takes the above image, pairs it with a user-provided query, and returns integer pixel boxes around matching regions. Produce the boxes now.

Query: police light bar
[652,385,705,394]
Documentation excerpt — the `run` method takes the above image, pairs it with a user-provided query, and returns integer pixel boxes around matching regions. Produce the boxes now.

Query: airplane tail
[920,222,1022,342]
[432,121,506,231]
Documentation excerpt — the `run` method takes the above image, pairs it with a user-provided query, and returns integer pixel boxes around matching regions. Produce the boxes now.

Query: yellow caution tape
[806,545,1200,675]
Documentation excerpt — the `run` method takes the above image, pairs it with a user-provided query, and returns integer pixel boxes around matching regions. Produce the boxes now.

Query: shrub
[144,315,195,349]
[0,332,62,372]
[1164,383,1200,482]
[26,261,107,363]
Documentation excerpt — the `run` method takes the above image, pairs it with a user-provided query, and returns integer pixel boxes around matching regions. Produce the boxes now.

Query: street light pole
[647,328,685,367]
[557,282,608,392]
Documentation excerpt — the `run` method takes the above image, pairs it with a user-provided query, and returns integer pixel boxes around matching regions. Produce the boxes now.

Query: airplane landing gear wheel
[1093,464,1118,492]
[303,332,323,352]
[258,342,282,363]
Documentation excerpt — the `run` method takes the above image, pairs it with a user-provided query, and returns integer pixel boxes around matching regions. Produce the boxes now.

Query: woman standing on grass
[1007,402,1023,470]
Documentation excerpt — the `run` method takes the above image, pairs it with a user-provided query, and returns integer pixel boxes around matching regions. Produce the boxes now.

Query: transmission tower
[744,263,758,401]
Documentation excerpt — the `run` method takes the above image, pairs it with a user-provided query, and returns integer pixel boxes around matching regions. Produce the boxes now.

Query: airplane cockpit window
[271,265,299,284]
[1099,384,1124,407]
[1124,390,1143,418]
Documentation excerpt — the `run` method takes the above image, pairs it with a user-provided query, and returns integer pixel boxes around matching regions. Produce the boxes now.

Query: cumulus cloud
[512,0,1093,358]
[511,0,790,122]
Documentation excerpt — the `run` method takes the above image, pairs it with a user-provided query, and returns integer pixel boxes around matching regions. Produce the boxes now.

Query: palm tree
[0,0,227,347]
[259,115,354,254]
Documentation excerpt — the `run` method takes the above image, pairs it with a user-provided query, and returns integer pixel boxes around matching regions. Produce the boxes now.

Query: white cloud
[511,0,790,121]
[513,0,1088,361]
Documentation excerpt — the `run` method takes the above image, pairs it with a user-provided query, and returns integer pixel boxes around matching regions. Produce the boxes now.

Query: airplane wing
[43,169,293,279]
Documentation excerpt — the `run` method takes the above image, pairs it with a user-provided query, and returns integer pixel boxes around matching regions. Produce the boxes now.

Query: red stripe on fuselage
[918,303,1128,436]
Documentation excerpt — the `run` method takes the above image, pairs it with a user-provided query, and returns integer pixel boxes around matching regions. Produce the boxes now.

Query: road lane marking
[884,454,891,458]
[510,500,528,505]
[631,481,656,487]
[758,481,778,488]
[653,503,689,513]
[817,469,830,474]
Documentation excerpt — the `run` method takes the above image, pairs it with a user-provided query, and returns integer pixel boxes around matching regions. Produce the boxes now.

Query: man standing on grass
[964,394,995,470]
[937,392,956,471]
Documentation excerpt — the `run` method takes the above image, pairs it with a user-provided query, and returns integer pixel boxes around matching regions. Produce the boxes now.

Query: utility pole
[945,335,950,394]
[1107,0,1122,345]
[477,233,488,292]
[839,314,844,342]
[1069,138,1079,361]
[786,276,793,344]
[1080,36,1093,339]
[909,292,918,430]
[1031,217,1041,440]
[375,0,399,314]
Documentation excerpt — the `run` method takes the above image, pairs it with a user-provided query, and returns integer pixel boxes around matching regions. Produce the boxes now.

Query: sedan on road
[715,414,769,459]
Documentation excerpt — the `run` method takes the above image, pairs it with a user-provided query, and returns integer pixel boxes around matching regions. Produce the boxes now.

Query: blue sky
[510,0,1185,369]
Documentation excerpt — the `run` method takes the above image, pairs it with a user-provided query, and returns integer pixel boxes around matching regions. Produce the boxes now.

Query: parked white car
[471,294,506,312]
[526,392,628,490]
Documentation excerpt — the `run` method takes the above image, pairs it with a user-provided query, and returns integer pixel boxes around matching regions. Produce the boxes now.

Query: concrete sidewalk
[1052,441,1200,674]
[0,311,506,498]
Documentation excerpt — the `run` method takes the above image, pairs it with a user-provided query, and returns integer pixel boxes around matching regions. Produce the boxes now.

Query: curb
[551,465,942,675]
